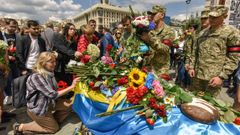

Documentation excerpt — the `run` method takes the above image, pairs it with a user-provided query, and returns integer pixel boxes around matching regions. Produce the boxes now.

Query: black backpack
[11,74,31,108]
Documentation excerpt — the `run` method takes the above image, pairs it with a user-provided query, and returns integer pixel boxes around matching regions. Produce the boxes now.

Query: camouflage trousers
[189,77,221,97]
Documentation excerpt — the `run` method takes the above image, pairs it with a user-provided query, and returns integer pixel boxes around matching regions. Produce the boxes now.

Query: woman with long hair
[13,52,80,134]
[54,23,78,86]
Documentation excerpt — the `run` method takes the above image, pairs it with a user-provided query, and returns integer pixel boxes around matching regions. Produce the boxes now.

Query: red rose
[117,76,128,85]
[106,44,113,52]
[57,81,68,91]
[89,82,95,88]
[80,55,91,64]
[9,47,16,53]
[234,117,240,125]
[146,118,155,126]
[162,39,173,47]
[109,63,115,69]
[137,86,148,97]
[160,74,171,81]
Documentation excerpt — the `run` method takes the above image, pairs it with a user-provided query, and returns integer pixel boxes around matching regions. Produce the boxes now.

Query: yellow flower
[129,81,144,89]
[128,68,146,86]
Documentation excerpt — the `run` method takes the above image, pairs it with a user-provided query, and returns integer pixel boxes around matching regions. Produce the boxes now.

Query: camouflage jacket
[183,32,198,64]
[149,23,175,74]
[190,25,240,81]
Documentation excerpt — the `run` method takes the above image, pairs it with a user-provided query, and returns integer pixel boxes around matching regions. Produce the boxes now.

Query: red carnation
[117,76,128,85]
[162,39,173,47]
[89,82,95,88]
[137,86,148,97]
[80,55,91,64]
[234,117,240,125]
[148,98,158,109]
[57,81,68,91]
[126,87,140,104]
[109,63,115,69]
[155,105,167,117]
[106,44,113,52]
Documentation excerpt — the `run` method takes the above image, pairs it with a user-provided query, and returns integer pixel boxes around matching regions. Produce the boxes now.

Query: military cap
[147,5,166,15]
[209,6,224,17]
[201,9,210,18]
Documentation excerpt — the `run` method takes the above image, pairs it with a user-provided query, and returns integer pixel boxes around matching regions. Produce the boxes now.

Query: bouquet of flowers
[0,40,8,64]
[7,41,17,62]
[132,16,150,28]
[80,44,100,64]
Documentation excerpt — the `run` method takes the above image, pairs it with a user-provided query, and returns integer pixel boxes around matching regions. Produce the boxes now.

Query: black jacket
[16,35,46,70]
[52,33,77,72]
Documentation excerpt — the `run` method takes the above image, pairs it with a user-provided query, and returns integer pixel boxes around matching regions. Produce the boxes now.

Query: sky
[0,0,205,23]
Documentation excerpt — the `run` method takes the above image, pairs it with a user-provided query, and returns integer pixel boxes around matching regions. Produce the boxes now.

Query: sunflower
[129,81,144,89]
[128,68,146,86]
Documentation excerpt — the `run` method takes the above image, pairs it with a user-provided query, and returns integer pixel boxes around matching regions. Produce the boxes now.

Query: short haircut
[5,18,18,25]
[121,16,132,24]
[88,19,96,24]
[103,27,110,33]
[81,24,94,34]
[27,20,39,28]
[46,22,54,29]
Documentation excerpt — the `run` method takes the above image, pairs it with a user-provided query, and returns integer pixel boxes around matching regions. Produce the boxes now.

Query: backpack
[11,74,31,108]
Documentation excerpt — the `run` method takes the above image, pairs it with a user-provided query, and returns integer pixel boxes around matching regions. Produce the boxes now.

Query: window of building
[99,18,103,23]
[98,10,103,16]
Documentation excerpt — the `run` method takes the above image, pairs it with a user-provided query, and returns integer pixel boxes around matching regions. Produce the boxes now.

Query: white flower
[132,16,150,27]
[0,40,8,50]
[136,56,143,63]
[67,60,77,67]
[77,62,85,66]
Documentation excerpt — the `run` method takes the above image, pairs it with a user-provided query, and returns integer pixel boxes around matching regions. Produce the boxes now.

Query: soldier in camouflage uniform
[147,5,175,75]
[188,6,240,96]
[185,9,210,70]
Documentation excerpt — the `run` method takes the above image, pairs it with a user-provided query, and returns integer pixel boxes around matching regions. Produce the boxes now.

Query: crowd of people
[0,4,239,135]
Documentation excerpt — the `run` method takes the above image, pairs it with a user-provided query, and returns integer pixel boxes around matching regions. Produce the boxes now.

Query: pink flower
[152,80,165,98]
[101,56,113,64]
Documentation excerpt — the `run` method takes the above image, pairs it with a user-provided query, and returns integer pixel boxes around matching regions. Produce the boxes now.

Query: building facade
[72,0,131,31]
[205,0,240,29]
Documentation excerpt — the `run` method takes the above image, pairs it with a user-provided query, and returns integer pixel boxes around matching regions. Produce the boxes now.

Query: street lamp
[185,0,191,27]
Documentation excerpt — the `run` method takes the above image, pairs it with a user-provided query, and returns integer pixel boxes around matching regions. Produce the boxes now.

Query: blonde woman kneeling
[13,52,80,134]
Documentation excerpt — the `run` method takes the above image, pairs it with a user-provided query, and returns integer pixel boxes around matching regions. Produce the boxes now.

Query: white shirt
[25,35,40,69]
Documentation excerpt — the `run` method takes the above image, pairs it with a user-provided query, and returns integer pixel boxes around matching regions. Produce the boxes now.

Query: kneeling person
[13,52,80,134]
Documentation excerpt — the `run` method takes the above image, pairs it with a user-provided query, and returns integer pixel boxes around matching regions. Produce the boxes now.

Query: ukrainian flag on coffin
[72,83,240,135]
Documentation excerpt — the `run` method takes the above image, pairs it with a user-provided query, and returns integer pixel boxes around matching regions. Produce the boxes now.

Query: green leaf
[224,110,236,123]
[94,81,102,87]
[213,99,226,108]
[179,92,192,103]
[111,70,118,75]
[175,96,181,104]
[93,67,100,78]
[162,117,168,123]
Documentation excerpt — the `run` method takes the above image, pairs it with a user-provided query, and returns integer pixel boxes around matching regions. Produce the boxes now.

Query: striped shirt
[26,73,58,116]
